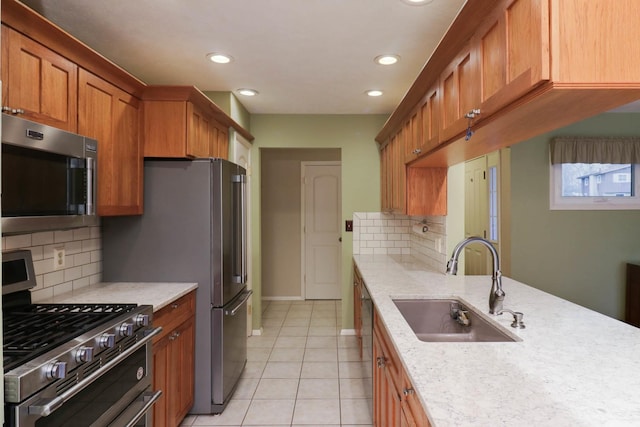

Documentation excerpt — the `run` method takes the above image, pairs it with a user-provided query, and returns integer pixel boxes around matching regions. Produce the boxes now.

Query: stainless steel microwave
[1,114,98,235]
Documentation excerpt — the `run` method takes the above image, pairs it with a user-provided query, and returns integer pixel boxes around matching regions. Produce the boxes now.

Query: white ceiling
[19,0,468,115]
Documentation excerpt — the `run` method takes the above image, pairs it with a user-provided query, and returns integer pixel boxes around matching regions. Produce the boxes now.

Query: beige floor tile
[340,398,373,425]
[243,399,295,425]
[247,335,277,348]
[262,361,303,379]
[339,378,372,399]
[310,317,337,327]
[269,347,305,362]
[308,326,337,336]
[279,326,310,337]
[274,336,307,348]
[284,316,311,326]
[338,347,361,362]
[337,335,360,349]
[232,377,260,399]
[247,347,272,362]
[285,310,312,319]
[297,378,339,399]
[191,399,250,425]
[241,361,266,379]
[253,378,299,399]
[338,361,368,379]
[262,317,285,328]
[292,399,340,425]
[179,415,196,426]
[304,348,338,362]
[305,336,337,349]
[300,361,339,379]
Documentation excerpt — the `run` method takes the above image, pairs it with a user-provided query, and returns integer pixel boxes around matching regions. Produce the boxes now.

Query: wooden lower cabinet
[152,292,196,427]
[373,309,430,427]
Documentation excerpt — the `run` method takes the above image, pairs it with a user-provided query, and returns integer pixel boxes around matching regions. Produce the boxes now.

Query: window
[550,137,640,210]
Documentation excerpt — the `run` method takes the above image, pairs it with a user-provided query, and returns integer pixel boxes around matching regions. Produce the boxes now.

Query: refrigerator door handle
[225,290,253,316]
[232,173,248,284]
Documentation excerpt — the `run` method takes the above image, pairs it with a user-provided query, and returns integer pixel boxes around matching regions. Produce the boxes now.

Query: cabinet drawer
[153,291,196,343]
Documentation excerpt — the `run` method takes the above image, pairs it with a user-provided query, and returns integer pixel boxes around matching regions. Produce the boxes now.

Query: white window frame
[550,163,640,210]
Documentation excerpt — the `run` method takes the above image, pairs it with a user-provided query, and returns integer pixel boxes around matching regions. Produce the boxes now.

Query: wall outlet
[53,247,66,270]
[345,220,353,232]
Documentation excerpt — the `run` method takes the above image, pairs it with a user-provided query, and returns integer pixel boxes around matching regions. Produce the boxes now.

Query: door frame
[300,161,342,300]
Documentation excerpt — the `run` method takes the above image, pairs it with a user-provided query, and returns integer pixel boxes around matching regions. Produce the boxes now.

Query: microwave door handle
[86,157,95,215]
[232,174,247,284]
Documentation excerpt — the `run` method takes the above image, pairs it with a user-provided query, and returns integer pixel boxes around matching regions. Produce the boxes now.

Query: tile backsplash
[352,212,448,272]
[2,226,102,302]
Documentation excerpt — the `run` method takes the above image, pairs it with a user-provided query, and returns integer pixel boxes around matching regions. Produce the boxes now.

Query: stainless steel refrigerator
[102,158,250,414]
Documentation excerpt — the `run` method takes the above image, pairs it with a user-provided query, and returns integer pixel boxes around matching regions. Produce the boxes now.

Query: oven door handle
[122,390,163,427]
[28,327,163,417]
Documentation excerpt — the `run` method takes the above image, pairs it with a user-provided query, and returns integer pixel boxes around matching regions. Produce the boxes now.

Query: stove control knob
[45,361,67,380]
[76,346,94,363]
[134,314,150,327]
[99,333,116,349]
[119,322,134,337]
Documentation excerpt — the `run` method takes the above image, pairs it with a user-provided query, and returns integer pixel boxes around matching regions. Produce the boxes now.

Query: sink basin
[392,298,517,342]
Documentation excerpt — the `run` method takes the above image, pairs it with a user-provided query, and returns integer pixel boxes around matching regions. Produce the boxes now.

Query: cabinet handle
[412,148,422,155]
[169,331,180,341]
[376,356,386,368]
[403,388,414,396]
[171,303,179,309]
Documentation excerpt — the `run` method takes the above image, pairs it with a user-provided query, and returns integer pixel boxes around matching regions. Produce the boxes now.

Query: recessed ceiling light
[401,0,434,5]
[207,53,233,64]
[366,90,383,97]
[375,54,400,66]
[237,88,258,97]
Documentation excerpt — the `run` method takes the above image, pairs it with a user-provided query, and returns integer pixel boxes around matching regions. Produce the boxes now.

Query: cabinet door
[152,334,171,427]
[171,317,196,425]
[391,133,406,214]
[373,327,401,427]
[353,267,363,358]
[78,69,143,216]
[2,25,78,131]
[474,0,550,117]
[380,142,392,212]
[403,111,422,163]
[439,43,478,143]
[216,126,229,159]
[419,84,440,154]
[187,102,212,158]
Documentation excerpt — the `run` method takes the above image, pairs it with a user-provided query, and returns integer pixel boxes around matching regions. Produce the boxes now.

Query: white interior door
[302,162,342,300]
[232,132,253,335]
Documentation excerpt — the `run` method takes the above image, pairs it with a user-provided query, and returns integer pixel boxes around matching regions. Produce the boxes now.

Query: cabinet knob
[171,303,179,309]
[403,388,415,396]
[376,356,386,368]
[412,148,422,155]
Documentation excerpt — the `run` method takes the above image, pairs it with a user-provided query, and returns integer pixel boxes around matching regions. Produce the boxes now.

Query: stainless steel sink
[392,298,517,342]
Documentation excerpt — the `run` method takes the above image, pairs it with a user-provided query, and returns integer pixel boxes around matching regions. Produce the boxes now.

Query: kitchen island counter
[354,254,640,426]
[38,282,198,312]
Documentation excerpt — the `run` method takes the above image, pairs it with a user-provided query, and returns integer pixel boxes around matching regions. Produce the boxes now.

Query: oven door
[7,330,161,427]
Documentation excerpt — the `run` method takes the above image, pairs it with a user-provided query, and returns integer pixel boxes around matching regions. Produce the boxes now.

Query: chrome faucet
[445,236,505,315]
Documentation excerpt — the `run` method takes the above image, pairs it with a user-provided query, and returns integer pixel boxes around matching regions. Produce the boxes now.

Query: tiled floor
[181,300,373,426]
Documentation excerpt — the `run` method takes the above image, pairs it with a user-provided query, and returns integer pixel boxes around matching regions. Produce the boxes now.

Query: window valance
[550,137,640,164]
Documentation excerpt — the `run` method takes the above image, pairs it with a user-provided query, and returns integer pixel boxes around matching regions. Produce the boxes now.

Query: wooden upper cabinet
[474,0,550,118]
[1,25,78,131]
[419,85,440,155]
[439,44,479,143]
[78,69,143,216]
[143,86,233,159]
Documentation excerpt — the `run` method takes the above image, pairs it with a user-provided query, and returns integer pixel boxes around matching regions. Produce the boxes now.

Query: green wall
[510,113,640,319]
[250,114,386,330]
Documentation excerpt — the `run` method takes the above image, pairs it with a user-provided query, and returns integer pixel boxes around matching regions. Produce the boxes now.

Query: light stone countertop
[354,254,640,427]
[39,282,198,312]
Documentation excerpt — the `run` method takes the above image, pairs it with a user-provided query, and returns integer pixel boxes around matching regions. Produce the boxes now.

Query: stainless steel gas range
[2,250,162,427]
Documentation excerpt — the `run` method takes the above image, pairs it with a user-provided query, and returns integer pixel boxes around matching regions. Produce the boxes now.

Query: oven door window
[32,347,150,427]
[2,144,87,217]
